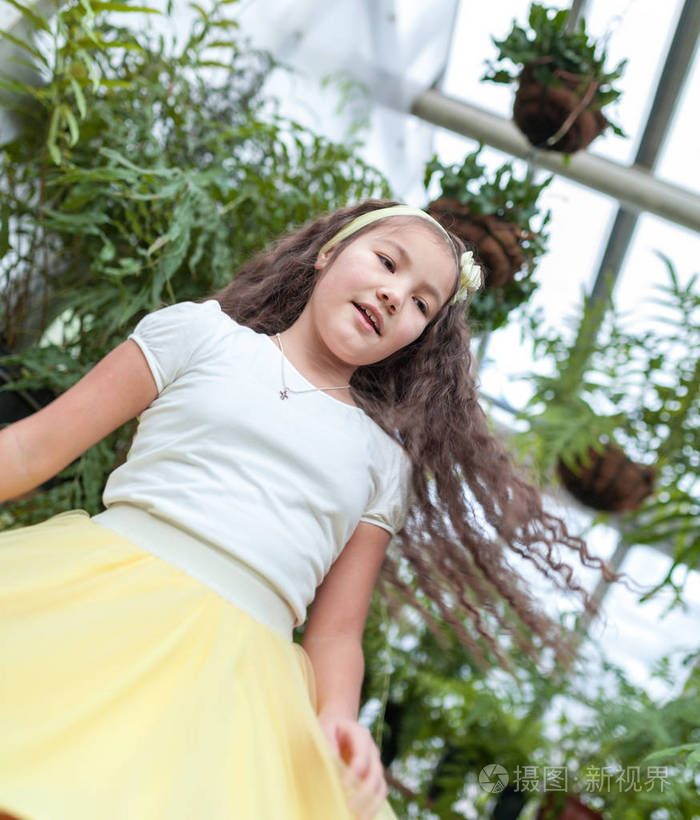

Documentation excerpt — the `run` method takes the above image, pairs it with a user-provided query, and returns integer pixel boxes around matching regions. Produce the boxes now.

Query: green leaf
[70,77,88,119]
[642,742,700,765]
[0,201,10,256]
[211,18,239,29]
[194,60,233,69]
[0,77,43,97]
[90,2,160,12]
[147,235,170,255]
[62,104,80,146]
[100,79,135,88]
[0,28,49,66]
[189,2,209,18]
[47,105,62,164]
[2,0,51,32]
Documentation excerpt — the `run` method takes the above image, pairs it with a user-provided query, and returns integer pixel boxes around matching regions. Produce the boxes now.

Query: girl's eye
[377,254,394,272]
[414,298,428,316]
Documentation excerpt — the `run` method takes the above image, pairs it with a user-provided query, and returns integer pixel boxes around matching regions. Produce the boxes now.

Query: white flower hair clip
[450,250,483,305]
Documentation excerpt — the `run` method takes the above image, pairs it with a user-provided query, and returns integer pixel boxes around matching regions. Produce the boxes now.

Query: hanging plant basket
[427,197,528,289]
[424,148,551,331]
[513,61,608,153]
[482,3,626,154]
[557,443,656,514]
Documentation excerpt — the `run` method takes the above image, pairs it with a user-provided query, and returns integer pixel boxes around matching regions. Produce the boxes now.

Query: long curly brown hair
[210,199,619,670]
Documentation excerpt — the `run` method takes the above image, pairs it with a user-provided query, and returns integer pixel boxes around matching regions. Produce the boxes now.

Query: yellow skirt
[0,511,399,820]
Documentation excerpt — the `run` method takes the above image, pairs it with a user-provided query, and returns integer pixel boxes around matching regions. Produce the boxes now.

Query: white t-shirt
[101,300,413,626]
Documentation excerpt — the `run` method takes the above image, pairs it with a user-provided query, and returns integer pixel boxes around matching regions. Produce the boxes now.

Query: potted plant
[425,147,551,331]
[513,257,699,591]
[482,3,626,153]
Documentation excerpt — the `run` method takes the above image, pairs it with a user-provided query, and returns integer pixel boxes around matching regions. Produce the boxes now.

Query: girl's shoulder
[133,299,253,348]
[133,299,226,335]
[129,299,246,393]
[146,298,236,326]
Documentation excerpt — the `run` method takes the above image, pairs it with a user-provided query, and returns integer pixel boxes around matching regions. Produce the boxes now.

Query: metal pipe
[635,0,700,169]
[561,537,631,670]
[565,0,591,33]
[410,89,700,233]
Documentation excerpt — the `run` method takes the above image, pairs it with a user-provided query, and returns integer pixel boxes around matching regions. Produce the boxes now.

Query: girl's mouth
[352,303,380,334]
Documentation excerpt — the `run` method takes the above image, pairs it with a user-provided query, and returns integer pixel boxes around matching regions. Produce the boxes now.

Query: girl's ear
[314,248,331,270]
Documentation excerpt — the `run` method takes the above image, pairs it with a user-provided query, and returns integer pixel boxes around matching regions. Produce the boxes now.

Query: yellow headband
[318,205,482,304]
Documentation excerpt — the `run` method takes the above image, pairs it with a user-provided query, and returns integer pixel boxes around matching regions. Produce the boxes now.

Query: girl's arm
[302,520,392,818]
[0,339,157,503]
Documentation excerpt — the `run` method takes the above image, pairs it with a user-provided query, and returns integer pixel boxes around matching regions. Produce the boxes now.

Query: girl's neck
[271,315,359,406]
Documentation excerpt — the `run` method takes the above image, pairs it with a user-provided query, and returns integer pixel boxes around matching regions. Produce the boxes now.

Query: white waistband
[91,504,296,642]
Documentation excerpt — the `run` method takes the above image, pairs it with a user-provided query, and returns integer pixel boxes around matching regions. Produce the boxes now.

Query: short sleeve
[129,300,222,393]
[359,445,413,536]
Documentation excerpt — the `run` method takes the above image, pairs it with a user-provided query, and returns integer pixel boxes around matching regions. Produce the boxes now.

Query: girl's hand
[317,711,389,820]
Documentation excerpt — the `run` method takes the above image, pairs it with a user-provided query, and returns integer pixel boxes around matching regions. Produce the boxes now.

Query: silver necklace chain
[275,333,351,400]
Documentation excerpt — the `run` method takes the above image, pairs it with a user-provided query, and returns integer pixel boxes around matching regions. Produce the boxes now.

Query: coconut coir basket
[514,61,607,153]
[557,443,656,514]
[427,198,530,289]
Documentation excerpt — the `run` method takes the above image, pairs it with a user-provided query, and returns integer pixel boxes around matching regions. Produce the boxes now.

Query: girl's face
[307,219,457,368]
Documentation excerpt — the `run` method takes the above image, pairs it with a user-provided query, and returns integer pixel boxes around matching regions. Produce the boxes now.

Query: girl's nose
[378,287,401,314]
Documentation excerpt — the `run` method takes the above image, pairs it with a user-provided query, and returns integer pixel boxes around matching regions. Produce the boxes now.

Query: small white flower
[451,251,483,304]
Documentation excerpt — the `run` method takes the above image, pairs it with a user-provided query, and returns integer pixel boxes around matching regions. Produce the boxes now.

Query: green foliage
[515,258,700,592]
[0,0,390,527]
[424,147,552,253]
[352,580,700,819]
[552,651,700,819]
[425,146,552,331]
[356,594,559,818]
[482,2,627,135]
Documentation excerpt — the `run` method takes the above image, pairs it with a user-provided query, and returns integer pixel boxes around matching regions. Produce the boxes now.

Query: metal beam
[590,0,700,305]
[410,89,700,233]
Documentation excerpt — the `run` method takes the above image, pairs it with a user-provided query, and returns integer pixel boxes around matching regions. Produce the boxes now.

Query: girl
[0,201,612,820]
